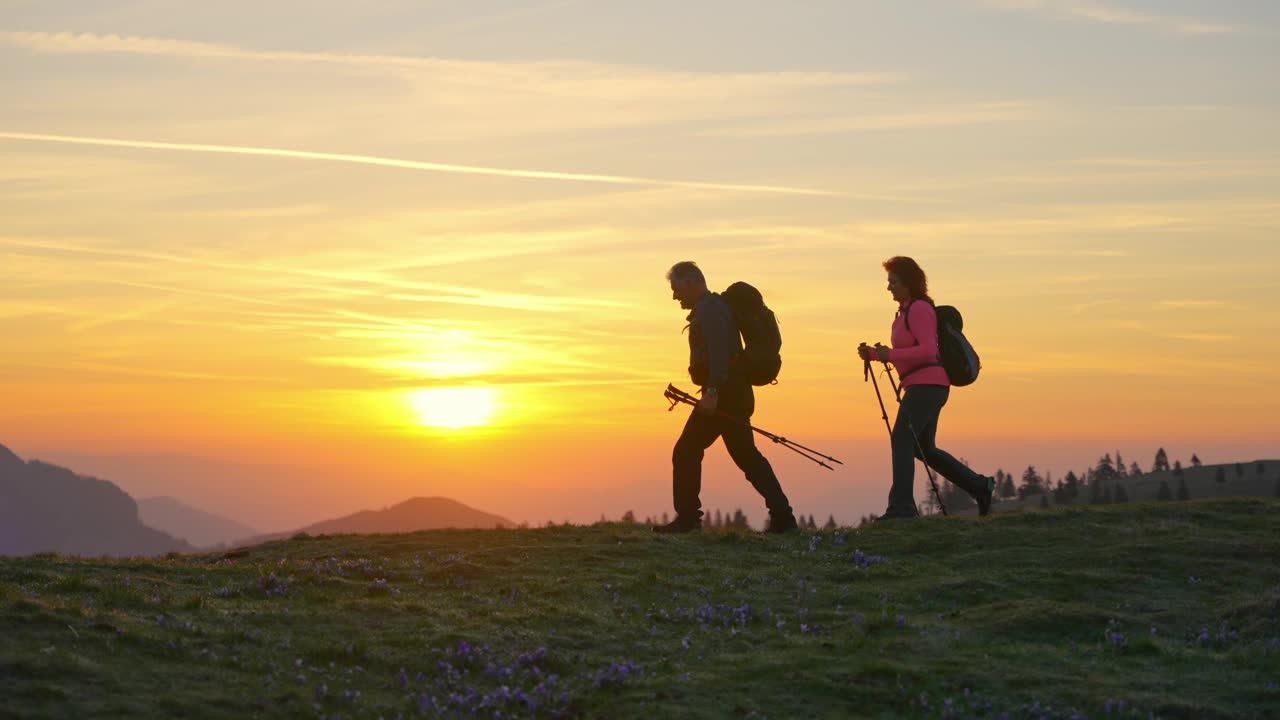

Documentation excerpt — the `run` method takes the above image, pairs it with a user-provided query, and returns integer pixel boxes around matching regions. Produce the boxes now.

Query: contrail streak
[0,130,897,199]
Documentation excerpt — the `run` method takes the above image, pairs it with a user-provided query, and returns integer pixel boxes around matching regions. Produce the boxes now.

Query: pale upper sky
[2,1,1278,530]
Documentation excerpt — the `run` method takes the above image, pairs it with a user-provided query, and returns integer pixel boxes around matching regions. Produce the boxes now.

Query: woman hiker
[857,256,995,520]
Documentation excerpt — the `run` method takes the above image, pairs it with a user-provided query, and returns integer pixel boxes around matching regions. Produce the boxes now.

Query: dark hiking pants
[671,390,792,521]
[888,384,987,514]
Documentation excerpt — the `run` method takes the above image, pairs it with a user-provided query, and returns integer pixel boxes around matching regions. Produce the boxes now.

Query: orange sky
[3,2,1278,529]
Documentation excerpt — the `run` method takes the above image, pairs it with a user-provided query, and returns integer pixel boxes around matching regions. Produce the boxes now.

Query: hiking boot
[764,513,799,534]
[874,507,920,522]
[653,515,702,534]
[977,476,996,517]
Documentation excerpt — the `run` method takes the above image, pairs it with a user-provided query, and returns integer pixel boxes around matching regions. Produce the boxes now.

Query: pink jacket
[889,300,949,387]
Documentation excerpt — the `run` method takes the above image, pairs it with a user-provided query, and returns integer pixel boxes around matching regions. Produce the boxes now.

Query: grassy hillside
[988,459,1280,514]
[2,499,1279,719]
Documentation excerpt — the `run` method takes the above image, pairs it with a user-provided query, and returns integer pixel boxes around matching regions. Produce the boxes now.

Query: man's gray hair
[666,261,705,285]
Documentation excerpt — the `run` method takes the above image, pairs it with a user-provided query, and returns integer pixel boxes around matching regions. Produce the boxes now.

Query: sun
[407,386,499,429]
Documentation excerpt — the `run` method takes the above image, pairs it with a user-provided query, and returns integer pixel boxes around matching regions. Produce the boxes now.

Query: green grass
[2,499,1279,719]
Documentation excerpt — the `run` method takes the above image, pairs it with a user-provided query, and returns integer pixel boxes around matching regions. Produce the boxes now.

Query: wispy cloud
[10,359,296,384]
[1159,332,1237,342]
[1155,299,1230,310]
[422,0,584,36]
[0,130,852,197]
[0,236,629,313]
[977,0,1252,35]
[0,30,896,96]
[704,102,1034,138]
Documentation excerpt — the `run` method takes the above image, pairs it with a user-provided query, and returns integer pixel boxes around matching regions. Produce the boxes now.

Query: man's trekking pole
[663,384,843,470]
[862,357,947,516]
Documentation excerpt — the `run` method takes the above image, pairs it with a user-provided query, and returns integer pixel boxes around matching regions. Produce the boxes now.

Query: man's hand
[696,391,719,415]
[874,343,891,363]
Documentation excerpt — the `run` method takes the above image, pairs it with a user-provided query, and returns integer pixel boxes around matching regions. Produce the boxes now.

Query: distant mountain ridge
[137,496,260,549]
[236,496,514,547]
[0,444,192,557]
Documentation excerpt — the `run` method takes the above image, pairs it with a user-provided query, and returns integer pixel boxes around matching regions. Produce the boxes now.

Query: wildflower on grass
[592,660,643,688]
[452,640,473,660]
[852,550,889,569]
[517,647,548,667]
[896,615,907,628]
[1105,629,1126,648]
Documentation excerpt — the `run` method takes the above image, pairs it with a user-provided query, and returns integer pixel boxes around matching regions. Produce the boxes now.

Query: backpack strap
[899,299,915,335]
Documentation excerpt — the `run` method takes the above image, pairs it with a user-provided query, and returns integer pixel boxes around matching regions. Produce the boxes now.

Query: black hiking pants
[671,386,793,522]
[888,384,987,515]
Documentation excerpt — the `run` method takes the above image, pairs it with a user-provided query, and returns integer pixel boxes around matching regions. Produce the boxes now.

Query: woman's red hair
[883,256,933,304]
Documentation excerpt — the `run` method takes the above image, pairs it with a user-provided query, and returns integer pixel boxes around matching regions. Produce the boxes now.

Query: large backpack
[902,301,981,387]
[721,282,782,386]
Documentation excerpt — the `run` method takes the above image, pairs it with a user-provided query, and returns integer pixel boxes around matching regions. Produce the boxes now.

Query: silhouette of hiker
[858,256,996,520]
[656,261,798,534]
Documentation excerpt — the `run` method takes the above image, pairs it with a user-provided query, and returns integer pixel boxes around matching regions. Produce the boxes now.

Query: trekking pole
[862,357,947,517]
[663,384,843,470]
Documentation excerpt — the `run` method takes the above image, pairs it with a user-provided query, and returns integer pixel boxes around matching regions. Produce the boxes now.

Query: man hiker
[656,261,799,534]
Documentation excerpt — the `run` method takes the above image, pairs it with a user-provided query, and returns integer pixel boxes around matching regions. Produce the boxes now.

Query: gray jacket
[686,292,741,390]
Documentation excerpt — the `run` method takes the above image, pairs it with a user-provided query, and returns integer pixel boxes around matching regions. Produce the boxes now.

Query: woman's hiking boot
[764,512,799,534]
[875,507,920,522]
[653,515,702,534]
[977,476,996,516]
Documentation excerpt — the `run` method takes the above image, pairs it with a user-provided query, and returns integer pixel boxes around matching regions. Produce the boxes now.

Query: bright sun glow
[407,386,499,429]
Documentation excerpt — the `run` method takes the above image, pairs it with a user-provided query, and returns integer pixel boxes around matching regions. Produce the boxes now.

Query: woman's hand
[858,342,891,362]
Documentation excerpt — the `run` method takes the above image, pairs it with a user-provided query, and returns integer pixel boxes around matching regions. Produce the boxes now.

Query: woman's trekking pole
[863,358,948,516]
